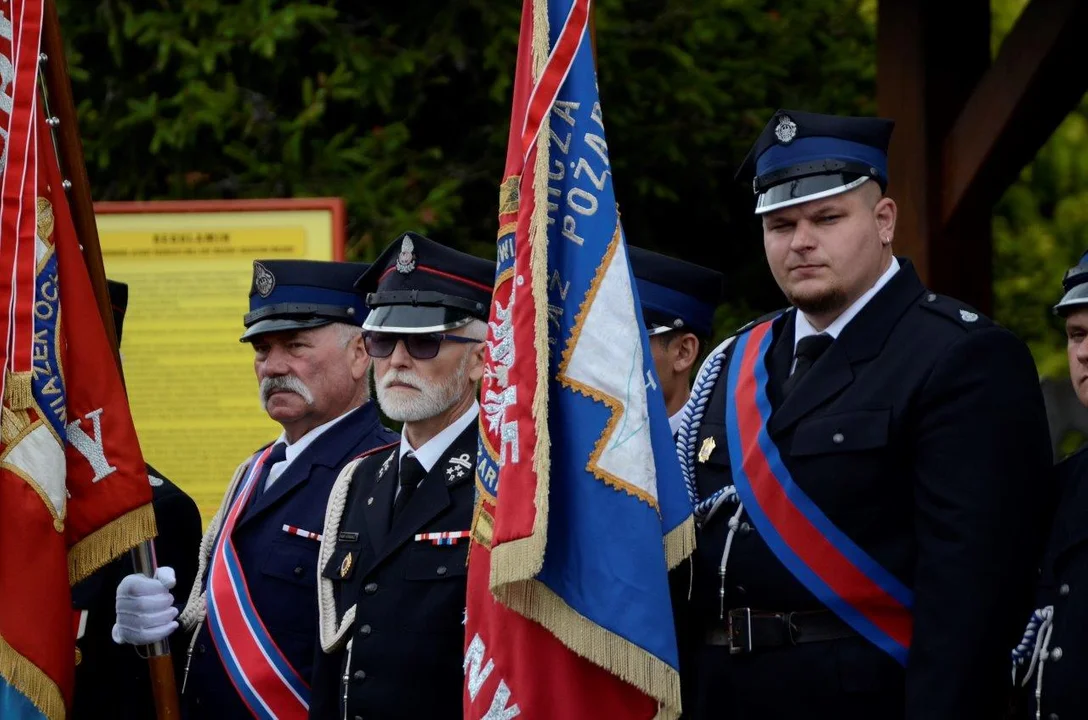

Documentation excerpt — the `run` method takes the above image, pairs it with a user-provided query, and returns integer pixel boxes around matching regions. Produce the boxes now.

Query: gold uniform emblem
[697,436,716,464]
[340,552,353,578]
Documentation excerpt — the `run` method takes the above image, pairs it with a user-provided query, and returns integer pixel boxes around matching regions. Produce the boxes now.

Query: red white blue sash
[725,320,914,665]
[206,446,310,718]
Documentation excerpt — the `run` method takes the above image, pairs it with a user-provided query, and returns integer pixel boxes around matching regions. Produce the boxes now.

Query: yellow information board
[95,199,346,523]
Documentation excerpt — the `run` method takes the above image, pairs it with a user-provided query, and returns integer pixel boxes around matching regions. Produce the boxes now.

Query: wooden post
[877,0,992,313]
[40,2,181,718]
[879,0,1088,315]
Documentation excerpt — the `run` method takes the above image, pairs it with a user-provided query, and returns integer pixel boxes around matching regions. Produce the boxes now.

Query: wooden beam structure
[878,0,1088,314]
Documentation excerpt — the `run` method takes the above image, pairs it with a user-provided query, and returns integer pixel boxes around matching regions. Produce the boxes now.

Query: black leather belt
[705,608,857,654]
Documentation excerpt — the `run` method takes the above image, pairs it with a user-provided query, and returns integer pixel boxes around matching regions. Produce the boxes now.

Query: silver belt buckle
[727,607,753,655]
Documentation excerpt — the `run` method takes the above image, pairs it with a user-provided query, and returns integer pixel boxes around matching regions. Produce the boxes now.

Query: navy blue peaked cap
[1054,250,1088,316]
[627,246,722,337]
[356,231,495,333]
[736,109,895,215]
[240,259,371,342]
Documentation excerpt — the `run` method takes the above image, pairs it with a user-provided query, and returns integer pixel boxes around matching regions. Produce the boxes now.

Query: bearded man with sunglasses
[310,232,493,720]
[111,259,398,719]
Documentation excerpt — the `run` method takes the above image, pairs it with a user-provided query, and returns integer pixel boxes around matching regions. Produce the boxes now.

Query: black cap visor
[240,316,335,342]
[755,174,870,215]
[361,304,473,333]
[1054,282,1088,316]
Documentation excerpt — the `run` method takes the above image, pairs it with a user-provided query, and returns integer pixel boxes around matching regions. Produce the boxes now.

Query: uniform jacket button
[1049,713,1059,720]
[832,432,844,444]
[739,522,751,535]
[1060,583,1071,597]
[359,624,372,636]
[437,566,448,576]
[355,715,364,720]
[1050,646,1063,661]
[293,566,304,576]
[198,644,206,654]
[364,582,378,594]
[353,670,366,681]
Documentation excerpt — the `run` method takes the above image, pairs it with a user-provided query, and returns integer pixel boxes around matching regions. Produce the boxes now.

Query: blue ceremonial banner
[466,0,694,717]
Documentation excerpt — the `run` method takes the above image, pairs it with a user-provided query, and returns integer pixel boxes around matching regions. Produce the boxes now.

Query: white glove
[112,566,179,645]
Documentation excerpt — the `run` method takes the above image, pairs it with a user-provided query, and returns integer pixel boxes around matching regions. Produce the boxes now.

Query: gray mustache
[260,375,314,407]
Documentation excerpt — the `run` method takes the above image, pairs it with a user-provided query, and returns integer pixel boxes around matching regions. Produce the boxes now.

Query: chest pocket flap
[262,538,319,587]
[791,409,890,457]
[404,542,469,581]
[322,542,362,582]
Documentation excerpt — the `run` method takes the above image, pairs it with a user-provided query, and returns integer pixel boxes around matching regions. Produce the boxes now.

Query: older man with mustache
[111,259,397,719]
[310,232,493,720]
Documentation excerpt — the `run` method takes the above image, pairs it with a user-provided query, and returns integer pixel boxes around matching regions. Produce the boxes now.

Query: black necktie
[782,333,834,397]
[392,453,426,521]
[248,441,288,507]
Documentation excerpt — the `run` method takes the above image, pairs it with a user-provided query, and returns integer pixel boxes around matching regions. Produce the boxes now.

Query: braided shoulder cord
[1011,605,1054,685]
[677,339,738,521]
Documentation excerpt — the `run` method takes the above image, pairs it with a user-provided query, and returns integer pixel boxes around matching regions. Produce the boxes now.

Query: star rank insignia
[379,451,395,479]
[698,436,716,464]
[445,453,472,483]
[340,552,353,578]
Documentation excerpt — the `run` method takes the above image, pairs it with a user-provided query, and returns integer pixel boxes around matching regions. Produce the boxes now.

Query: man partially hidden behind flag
[0,1,157,716]
[464,0,693,718]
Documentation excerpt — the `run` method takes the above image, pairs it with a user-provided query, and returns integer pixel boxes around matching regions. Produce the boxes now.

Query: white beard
[377,351,471,422]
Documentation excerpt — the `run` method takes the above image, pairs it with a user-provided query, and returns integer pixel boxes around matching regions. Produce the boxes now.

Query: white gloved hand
[112,566,179,645]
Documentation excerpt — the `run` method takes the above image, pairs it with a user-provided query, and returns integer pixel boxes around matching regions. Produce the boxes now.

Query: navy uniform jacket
[1025,447,1088,719]
[71,465,202,719]
[309,422,477,720]
[678,260,1052,720]
[181,403,397,719]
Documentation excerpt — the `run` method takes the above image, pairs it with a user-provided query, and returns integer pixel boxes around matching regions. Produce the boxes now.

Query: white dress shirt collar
[399,401,480,473]
[669,409,685,437]
[794,256,900,350]
[265,404,360,489]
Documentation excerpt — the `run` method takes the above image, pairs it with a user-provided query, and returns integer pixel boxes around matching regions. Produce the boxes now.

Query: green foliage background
[55,0,1086,376]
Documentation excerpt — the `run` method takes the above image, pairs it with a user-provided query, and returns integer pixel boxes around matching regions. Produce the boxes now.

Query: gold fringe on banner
[497,0,555,586]
[664,515,696,571]
[0,408,32,448]
[4,371,34,411]
[0,633,64,720]
[494,578,684,720]
[490,0,555,587]
[470,498,496,551]
[498,175,521,216]
[68,503,157,585]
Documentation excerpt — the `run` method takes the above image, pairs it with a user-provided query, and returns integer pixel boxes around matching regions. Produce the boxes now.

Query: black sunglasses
[363,331,483,360]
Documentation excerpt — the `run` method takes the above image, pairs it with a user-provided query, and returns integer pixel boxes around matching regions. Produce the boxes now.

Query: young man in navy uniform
[627,245,723,436]
[310,232,493,720]
[1013,253,1088,718]
[676,109,1052,719]
[71,279,203,718]
[111,260,397,719]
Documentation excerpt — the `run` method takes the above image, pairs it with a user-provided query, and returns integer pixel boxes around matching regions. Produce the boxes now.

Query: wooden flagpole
[39,2,181,717]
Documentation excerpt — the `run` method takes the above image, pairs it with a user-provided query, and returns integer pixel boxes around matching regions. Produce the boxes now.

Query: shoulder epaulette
[352,440,398,463]
[732,307,790,338]
[918,292,993,330]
